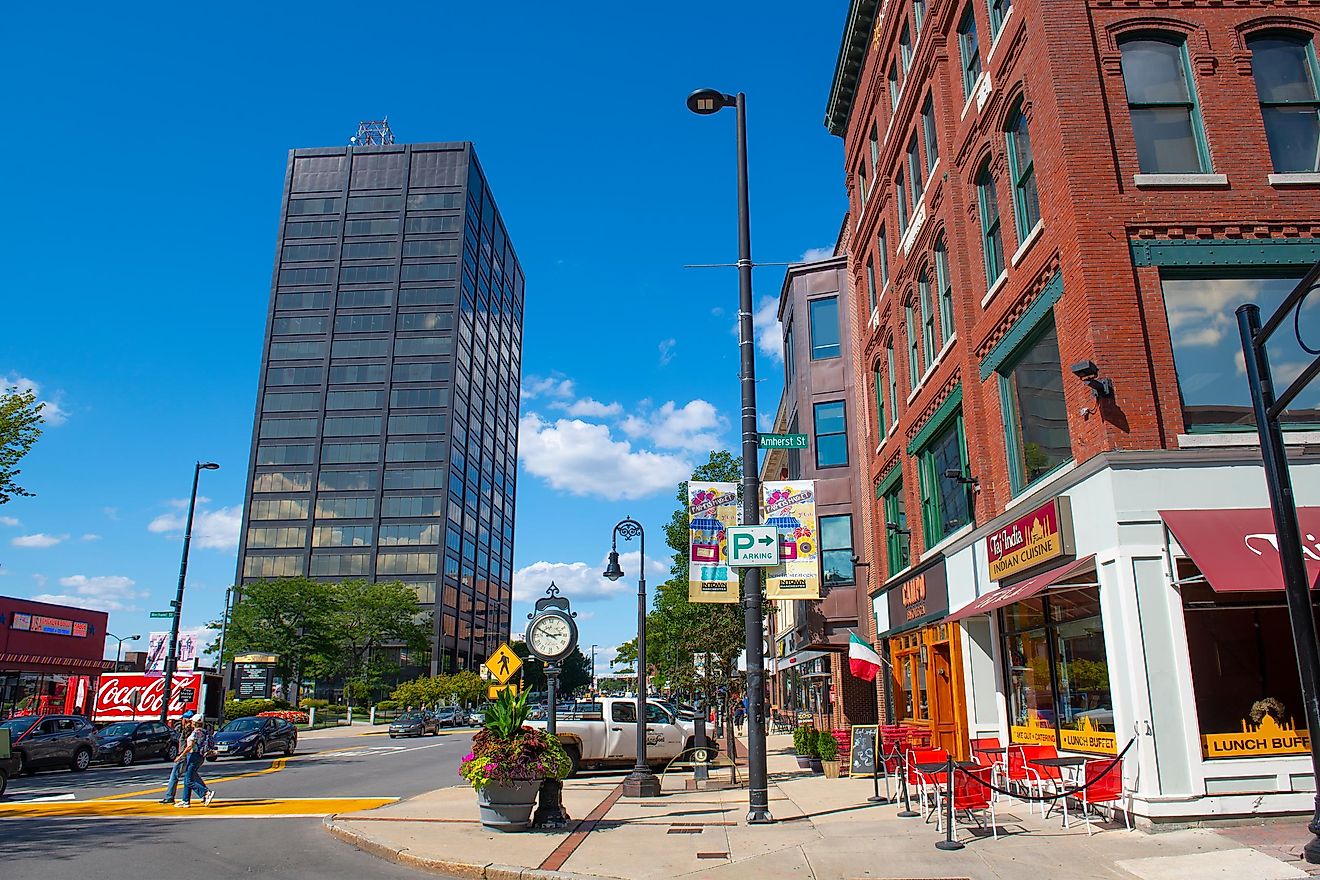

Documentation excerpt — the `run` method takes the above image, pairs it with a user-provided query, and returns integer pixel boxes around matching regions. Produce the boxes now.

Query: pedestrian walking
[734,703,746,735]
[173,717,215,808]
[158,710,196,805]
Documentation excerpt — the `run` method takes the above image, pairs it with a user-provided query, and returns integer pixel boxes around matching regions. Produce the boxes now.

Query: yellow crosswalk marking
[0,797,397,819]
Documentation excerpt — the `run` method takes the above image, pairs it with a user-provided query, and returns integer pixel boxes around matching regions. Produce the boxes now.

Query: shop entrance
[888,623,969,759]
[931,644,957,754]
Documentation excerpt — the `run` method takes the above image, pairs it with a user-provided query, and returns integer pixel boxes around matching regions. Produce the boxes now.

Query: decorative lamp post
[603,517,662,797]
[160,460,219,722]
[526,582,578,828]
[686,86,773,823]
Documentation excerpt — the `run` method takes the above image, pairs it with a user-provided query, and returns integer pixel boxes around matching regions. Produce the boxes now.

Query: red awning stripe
[946,555,1098,623]
[0,653,112,669]
[1159,507,1320,593]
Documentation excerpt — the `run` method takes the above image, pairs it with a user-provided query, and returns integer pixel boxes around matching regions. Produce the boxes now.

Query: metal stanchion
[935,755,964,851]
[896,747,919,818]
[867,741,890,804]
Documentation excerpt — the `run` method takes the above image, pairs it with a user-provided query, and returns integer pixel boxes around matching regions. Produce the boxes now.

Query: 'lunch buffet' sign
[986,497,1074,581]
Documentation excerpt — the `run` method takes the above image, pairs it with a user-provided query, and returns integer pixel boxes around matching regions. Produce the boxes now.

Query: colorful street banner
[688,481,740,603]
[761,481,820,600]
[146,628,207,671]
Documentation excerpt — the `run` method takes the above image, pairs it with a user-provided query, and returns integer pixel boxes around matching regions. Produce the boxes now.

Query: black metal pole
[1238,304,1320,862]
[160,462,204,722]
[896,746,918,818]
[868,732,888,804]
[935,755,963,850]
[534,663,570,827]
[618,520,661,797]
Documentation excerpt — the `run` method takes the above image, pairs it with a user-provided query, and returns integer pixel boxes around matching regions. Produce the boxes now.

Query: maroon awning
[1160,507,1320,592]
[0,653,112,670]
[946,555,1097,623]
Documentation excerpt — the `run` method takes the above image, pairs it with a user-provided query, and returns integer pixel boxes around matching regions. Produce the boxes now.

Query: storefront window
[1181,571,1312,759]
[1000,581,1115,754]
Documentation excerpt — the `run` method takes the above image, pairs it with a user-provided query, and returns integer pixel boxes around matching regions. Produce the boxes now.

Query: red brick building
[827,0,1320,820]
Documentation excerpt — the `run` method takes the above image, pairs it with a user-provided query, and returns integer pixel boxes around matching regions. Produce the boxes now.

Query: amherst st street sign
[727,525,779,567]
[758,433,809,449]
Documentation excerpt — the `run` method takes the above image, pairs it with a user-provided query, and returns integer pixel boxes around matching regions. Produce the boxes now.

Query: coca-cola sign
[93,673,200,721]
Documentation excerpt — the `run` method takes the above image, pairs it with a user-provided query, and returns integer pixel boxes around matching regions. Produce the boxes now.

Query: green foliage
[484,687,531,739]
[225,699,278,720]
[448,671,487,707]
[375,700,401,712]
[815,730,838,761]
[0,386,45,505]
[511,642,592,696]
[793,724,816,756]
[389,670,487,709]
[299,698,329,710]
[459,726,571,790]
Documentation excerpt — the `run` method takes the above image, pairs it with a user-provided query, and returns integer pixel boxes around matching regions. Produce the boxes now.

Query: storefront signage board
[1201,716,1310,759]
[986,497,1074,582]
[687,481,741,603]
[884,559,949,633]
[236,664,274,700]
[849,725,878,775]
[8,613,89,638]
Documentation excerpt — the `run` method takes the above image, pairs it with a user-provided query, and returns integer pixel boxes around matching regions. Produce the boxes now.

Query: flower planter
[822,760,841,779]
[476,779,544,832]
[795,754,812,770]
[808,757,823,775]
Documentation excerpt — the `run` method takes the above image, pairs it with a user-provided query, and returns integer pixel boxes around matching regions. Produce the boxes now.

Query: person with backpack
[158,710,196,805]
[173,717,215,807]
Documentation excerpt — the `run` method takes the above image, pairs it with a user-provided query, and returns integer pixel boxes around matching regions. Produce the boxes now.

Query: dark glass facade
[235,143,523,676]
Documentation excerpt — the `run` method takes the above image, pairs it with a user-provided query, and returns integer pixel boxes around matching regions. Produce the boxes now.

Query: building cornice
[824,0,882,138]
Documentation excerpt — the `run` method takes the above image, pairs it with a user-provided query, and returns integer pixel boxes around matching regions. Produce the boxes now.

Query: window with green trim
[1005,99,1040,236]
[905,301,922,389]
[1119,35,1210,174]
[907,135,924,210]
[873,363,886,438]
[1249,32,1320,173]
[889,62,901,111]
[1160,270,1317,431]
[886,340,899,430]
[896,168,909,231]
[858,162,869,206]
[997,318,1072,491]
[869,122,881,177]
[878,225,890,288]
[913,0,926,35]
[976,160,1005,286]
[918,414,972,543]
[922,96,940,175]
[866,257,878,313]
[900,23,913,74]
[988,0,1012,39]
[883,480,911,576]
[919,267,937,363]
[958,5,982,100]
[935,234,954,345]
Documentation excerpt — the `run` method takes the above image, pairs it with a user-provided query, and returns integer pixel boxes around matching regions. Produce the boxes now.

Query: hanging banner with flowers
[761,481,820,600]
[688,481,740,604]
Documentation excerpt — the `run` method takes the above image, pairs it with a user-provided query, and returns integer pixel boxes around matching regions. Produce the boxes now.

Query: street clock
[525,582,578,663]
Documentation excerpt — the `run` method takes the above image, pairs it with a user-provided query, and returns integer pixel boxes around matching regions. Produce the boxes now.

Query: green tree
[512,643,592,696]
[0,387,45,505]
[218,577,338,698]
[328,579,432,704]
[448,670,487,707]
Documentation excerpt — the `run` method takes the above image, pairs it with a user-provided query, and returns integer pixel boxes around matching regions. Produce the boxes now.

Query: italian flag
[848,632,883,682]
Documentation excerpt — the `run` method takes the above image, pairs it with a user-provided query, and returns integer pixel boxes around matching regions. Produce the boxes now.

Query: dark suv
[0,714,99,774]
[95,720,177,766]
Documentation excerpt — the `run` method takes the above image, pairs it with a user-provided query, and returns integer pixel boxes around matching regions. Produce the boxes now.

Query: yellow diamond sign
[484,643,522,684]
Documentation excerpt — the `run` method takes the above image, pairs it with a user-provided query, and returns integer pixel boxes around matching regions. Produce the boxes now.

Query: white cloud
[12,533,68,548]
[752,296,783,362]
[167,496,212,510]
[800,246,835,262]
[518,414,692,501]
[103,507,120,521]
[560,398,623,418]
[512,551,665,604]
[521,374,576,401]
[3,374,69,426]
[710,306,725,318]
[32,573,47,588]
[148,504,242,550]
[81,533,101,542]
[34,574,146,613]
[619,400,727,453]
[0,516,18,527]
[658,338,677,366]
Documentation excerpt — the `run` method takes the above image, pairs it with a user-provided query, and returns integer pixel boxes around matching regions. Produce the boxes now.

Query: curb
[322,815,609,880]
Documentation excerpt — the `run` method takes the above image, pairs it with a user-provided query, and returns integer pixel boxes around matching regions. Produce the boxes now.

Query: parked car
[95,720,177,766]
[432,708,463,728]
[0,730,19,798]
[0,714,99,775]
[389,711,439,738]
[467,705,489,726]
[527,698,708,777]
[211,716,297,760]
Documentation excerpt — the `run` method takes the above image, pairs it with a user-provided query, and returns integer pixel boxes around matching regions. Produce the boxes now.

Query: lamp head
[687,88,732,115]
[200,462,220,470]
[130,634,141,641]
[1070,360,1100,380]
[602,550,625,581]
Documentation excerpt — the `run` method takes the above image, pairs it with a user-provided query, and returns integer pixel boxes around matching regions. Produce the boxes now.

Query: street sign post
[727,526,779,567]
[484,643,522,684]
[758,433,809,449]
[149,611,175,619]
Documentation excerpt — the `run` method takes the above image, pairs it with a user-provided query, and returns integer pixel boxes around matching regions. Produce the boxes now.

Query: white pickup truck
[527,698,713,776]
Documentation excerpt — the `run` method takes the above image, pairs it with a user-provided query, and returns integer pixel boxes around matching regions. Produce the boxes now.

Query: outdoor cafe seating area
[870,725,1131,846]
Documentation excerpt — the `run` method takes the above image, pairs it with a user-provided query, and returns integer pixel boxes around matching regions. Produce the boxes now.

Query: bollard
[347,706,353,726]
[370,706,376,725]
[694,708,709,784]
[308,706,316,728]
[935,755,964,851]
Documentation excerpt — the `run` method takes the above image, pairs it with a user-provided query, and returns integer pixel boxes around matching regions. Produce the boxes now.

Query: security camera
[1071,360,1114,399]
[1070,360,1100,380]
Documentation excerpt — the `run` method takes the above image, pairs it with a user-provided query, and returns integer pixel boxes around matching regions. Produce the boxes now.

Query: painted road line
[100,757,290,801]
[0,797,398,819]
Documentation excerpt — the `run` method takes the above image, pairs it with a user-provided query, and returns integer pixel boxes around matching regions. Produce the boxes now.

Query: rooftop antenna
[350,118,395,146]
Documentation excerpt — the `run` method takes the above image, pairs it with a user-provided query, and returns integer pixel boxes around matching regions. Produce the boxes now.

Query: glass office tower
[235,142,523,676]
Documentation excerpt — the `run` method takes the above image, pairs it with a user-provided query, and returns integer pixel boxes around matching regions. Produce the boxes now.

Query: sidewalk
[324,734,1319,880]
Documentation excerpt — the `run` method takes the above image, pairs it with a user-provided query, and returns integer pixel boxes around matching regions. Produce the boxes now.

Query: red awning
[0,653,112,670]
[946,555,1097,622]
[1159,507,1320,592]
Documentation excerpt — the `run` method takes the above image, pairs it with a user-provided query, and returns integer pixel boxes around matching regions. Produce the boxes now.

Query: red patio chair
[935,764,998,841]
[1076,758,1130,834]
[907,747,949,819]
[969,736,1007,800]
[1004,745,1047,814]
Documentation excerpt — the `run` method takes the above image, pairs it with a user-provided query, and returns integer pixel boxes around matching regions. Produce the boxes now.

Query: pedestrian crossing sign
[487,682,520,700]
[485,643,522,684]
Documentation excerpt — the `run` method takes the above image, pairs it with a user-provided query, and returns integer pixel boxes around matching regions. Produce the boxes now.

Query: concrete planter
[822,760,841,778]
[795,754,813,770]
[476,779,544,832]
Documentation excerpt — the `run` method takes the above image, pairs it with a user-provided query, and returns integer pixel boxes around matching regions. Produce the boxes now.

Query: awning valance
[946,555,1097,623]
[1160,507,1320,592]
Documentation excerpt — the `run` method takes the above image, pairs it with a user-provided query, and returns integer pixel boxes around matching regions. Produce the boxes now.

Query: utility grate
[667,827,702,834]
[696,852,730,859]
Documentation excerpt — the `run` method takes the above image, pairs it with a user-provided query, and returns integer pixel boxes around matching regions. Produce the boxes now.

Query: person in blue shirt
[157,710,195,805]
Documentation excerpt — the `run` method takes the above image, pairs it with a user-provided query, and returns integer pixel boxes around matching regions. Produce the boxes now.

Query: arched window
[905,295,922,389]
[976,160,1005,287]
[1248,32,1320,173]
[885,338,899,431]
[872,360,886,437]
[918,266,937,363]
[958,4,982,100]
[1119,35,1209,173]
[934,234,954,345]
[1005,99,1041,235]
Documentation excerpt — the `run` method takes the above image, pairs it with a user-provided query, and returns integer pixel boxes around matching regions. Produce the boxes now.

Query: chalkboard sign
[850,725,878,776]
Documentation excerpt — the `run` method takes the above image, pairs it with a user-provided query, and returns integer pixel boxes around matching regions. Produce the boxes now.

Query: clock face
[528,613,573,659]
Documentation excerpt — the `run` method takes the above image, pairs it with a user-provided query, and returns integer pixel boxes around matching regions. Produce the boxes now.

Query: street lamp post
[160,461,219,722]
[603,517,662,797]
[686,86,773,824]
[107,632,141,668]
[217,586,234,689]
[590,644,598,695]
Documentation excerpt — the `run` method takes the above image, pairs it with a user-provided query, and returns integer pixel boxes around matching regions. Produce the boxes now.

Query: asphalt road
[1,725,477,879]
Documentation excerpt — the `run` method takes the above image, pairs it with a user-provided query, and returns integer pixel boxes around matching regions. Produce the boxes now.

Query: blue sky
[2,2,848,674]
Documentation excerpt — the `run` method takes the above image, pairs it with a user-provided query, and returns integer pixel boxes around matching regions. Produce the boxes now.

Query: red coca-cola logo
[94,674,199,720]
